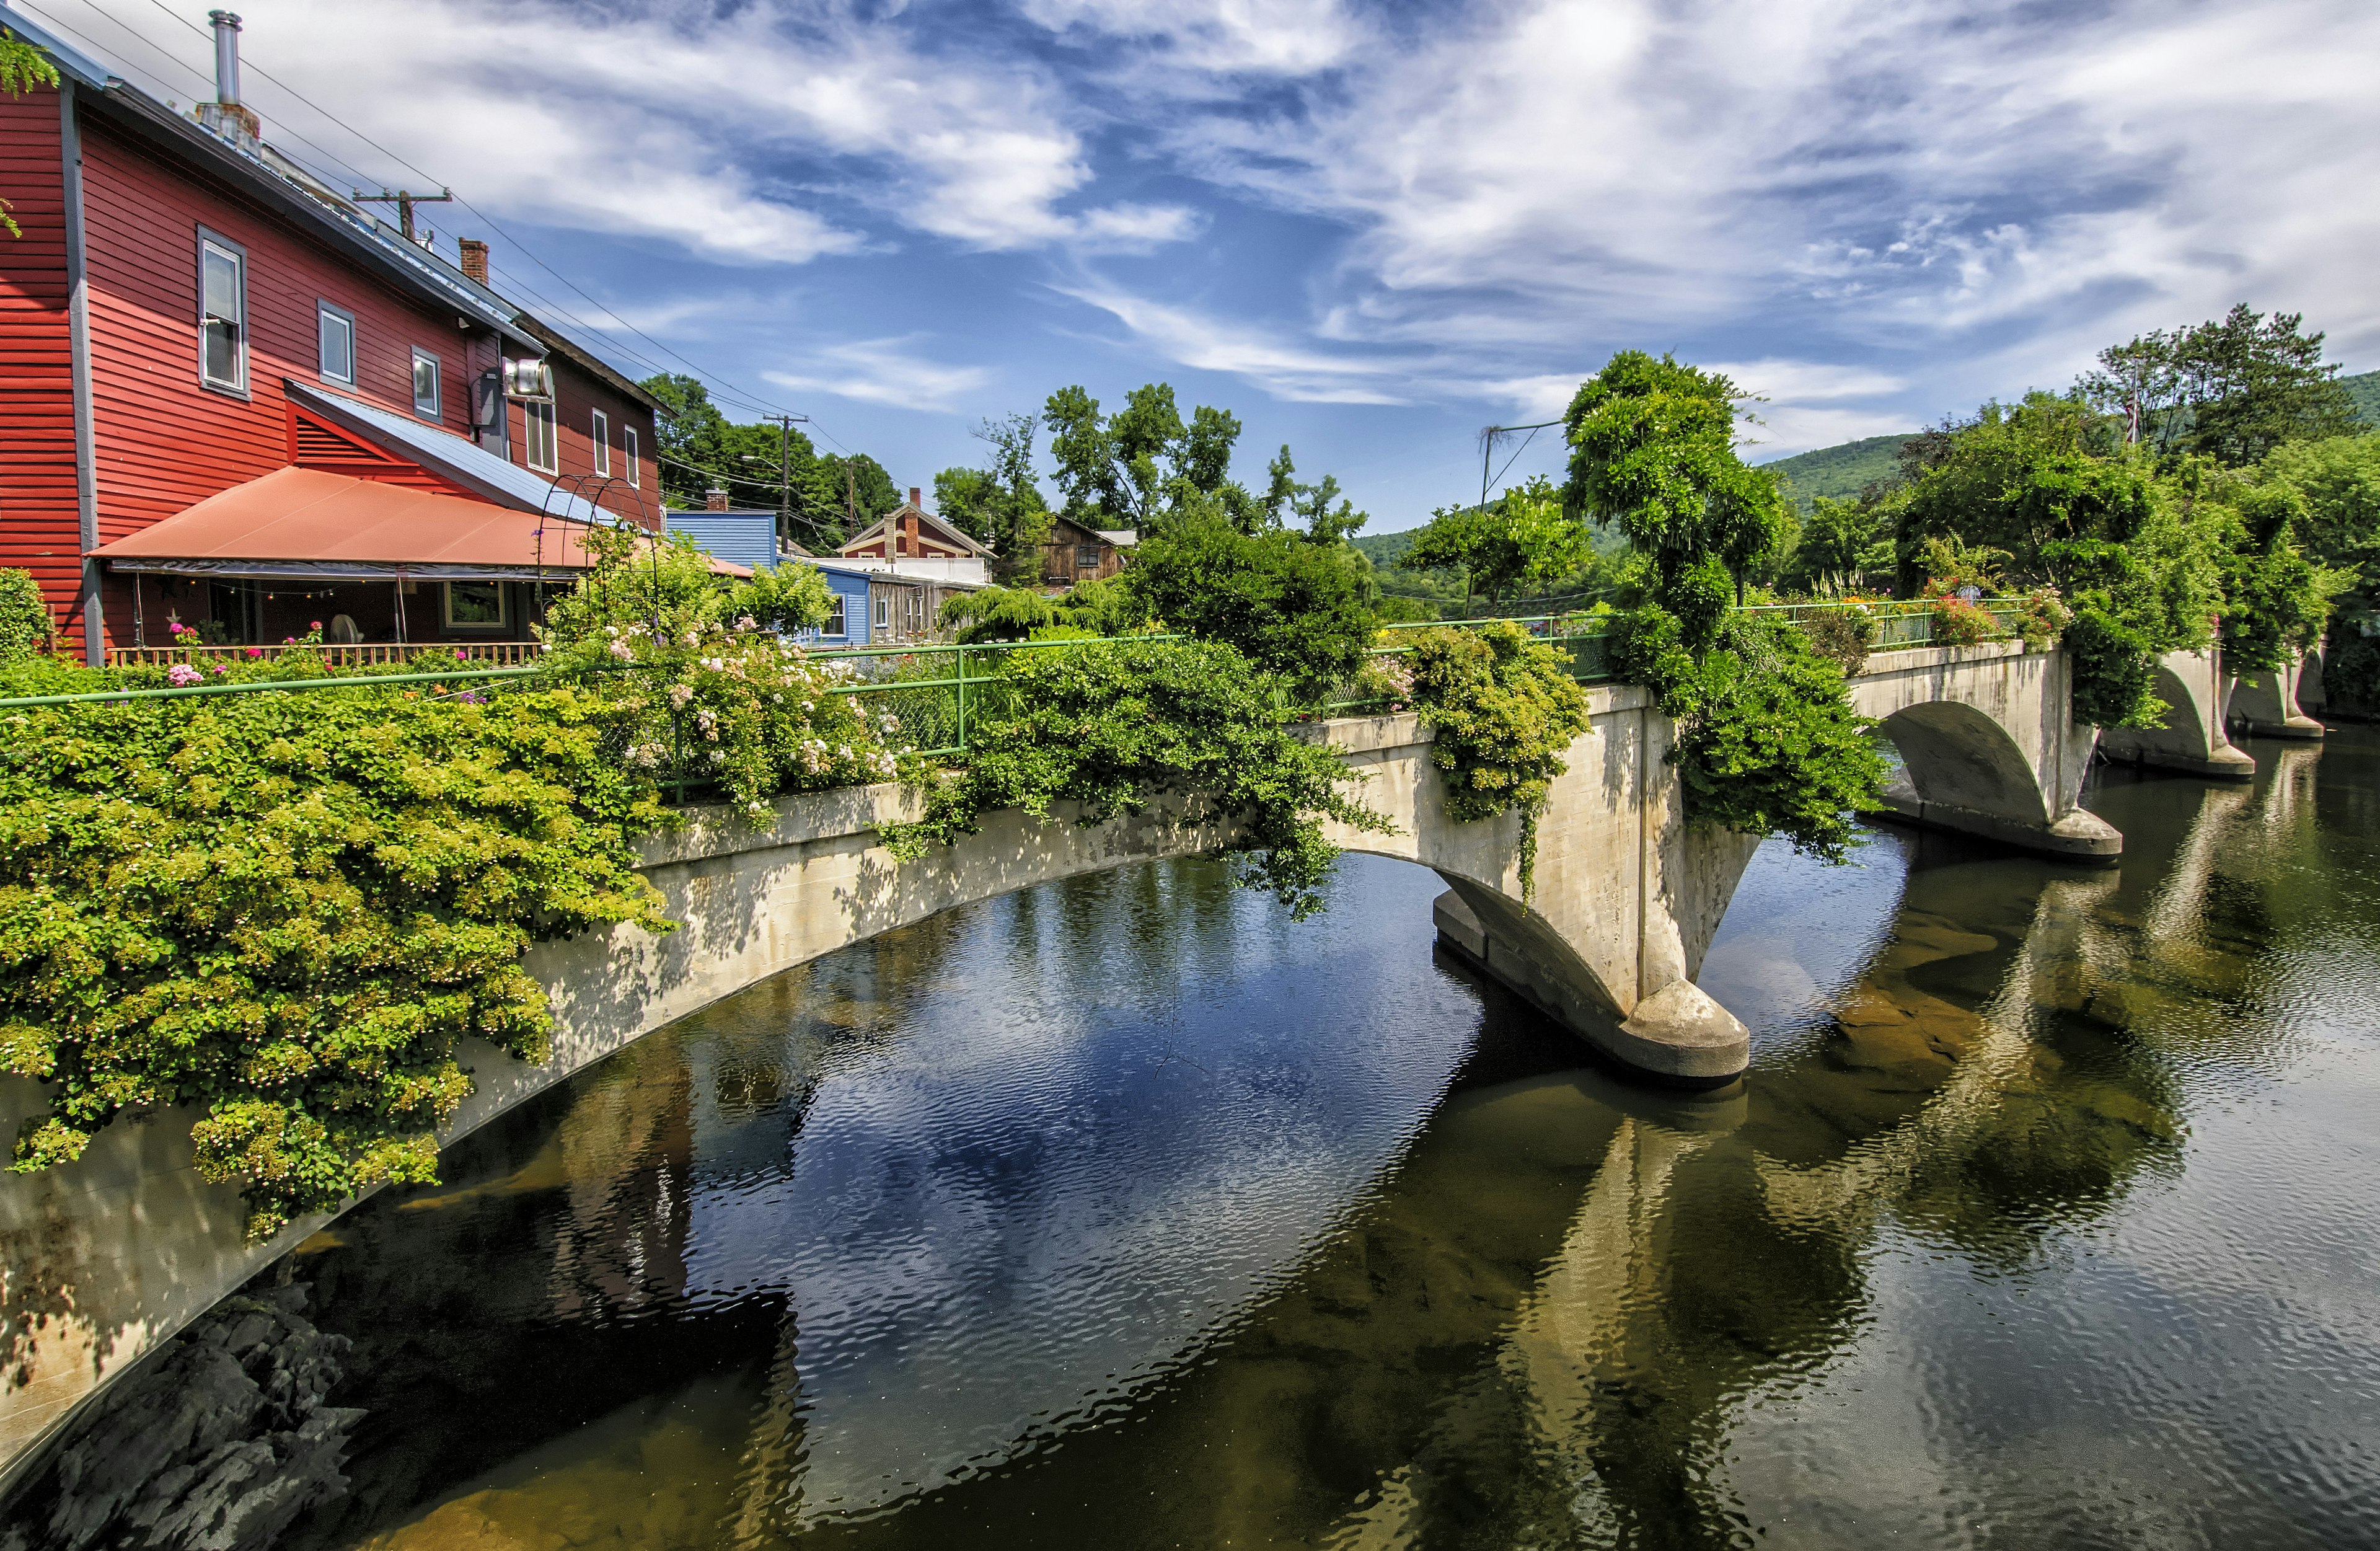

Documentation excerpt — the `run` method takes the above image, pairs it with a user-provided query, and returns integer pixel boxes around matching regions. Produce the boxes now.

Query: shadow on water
[34,731,2377,1550]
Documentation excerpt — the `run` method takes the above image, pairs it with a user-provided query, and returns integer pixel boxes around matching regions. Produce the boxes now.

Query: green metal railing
[0,601,2044,799]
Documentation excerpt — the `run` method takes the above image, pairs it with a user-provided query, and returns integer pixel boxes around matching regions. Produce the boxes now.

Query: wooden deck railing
[105,641,546,668]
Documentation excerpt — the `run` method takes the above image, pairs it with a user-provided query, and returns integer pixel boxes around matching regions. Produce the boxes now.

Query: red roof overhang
[92,467,747,580]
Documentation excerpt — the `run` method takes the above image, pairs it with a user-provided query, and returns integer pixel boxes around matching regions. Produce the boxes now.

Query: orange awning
[94,467,747,580]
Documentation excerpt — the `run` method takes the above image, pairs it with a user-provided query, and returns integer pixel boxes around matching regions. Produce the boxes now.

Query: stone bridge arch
[1847,641,2119,860]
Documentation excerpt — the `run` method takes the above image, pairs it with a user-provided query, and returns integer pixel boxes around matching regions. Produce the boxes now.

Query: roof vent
[196,12,261,146]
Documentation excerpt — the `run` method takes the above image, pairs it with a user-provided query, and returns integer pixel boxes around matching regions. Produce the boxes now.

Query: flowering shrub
[1926,590,1999,646]
[2009,584,2074,652]
[1795,601,1877,674]
[165,663,202,687]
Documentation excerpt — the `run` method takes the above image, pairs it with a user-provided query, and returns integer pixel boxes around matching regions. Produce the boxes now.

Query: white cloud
[132,0,1198,265]
[1022,0,1355,74]
[1056,283,1413,404]
[766,340,994,413]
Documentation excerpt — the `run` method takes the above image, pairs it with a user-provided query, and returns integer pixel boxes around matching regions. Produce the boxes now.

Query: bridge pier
[2225,651,2325,740]
[2099,650,2257,780]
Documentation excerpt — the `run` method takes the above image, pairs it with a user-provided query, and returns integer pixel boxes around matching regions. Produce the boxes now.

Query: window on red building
[317,301,355,386]
[198,232,247,392]
[593,409,611,476]
[411,348,441,419]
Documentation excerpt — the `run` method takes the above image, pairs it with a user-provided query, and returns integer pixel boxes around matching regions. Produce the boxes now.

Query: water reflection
[280,733,2380,1549]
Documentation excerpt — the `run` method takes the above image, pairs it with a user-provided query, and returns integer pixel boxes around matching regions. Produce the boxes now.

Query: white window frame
[411,347,441,420]
[591,409,610,476]
[873,593,891,630]
[196,231,247,395]
[440,581,511,633]
[821,593,846,638]
[623,425,640,487]
[315,300,356,386]
[522,399,558,474]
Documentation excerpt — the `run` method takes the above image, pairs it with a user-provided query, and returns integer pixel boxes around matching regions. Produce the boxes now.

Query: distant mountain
[1755,433,1916,513]
[2345,368,2380,426]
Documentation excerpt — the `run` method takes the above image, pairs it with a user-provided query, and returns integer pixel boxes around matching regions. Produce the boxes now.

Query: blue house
[664,504,873,646]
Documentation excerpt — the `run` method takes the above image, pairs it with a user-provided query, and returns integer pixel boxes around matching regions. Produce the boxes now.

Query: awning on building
[92,467,746,581]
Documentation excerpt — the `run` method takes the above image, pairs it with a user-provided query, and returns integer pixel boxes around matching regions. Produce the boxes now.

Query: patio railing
[104,640,546,669]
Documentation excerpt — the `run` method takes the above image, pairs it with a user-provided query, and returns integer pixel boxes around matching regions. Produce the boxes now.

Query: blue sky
[27,0,2379,530]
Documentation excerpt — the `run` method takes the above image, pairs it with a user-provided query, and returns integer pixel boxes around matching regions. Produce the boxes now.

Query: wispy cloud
[766,340,995,414]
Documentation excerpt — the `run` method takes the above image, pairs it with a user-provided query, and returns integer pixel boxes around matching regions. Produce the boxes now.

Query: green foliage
[0,683,674,1240]
[1667,619,1890,864]
[1399,622,1590,897]
[2081,305,2358,464]
[1401,476,1592,603]
[2259,433,2380,604]
[1783,493,1892,592]
[1373,594,1440,624]
[938,578,1155,645]
[728,563,834,637]
[0,567,53,661]
[2064,606,2164,729]
[1119,518,1378,701]
[1,30,59,240]
[935,414,1056,582]
[1038,382,1365,542]
[1794,604,1877,675]
[879,639,1391,919]
[1563,350,1790,620]
[2190,474,2342,670]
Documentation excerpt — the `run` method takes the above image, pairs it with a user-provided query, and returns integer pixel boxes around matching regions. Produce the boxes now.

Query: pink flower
[454,648,468,661]
[244,646,263,658]
[310,620,322,631]
[166,664,202,686]
[211,666,227,676]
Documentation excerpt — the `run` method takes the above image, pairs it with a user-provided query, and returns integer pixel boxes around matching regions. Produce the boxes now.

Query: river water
[280,730,2380,1550]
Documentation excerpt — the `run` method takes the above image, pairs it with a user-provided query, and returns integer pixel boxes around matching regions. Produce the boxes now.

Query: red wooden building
[0,11,666,663]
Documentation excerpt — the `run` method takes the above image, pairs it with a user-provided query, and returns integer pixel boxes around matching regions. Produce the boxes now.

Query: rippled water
[279,730,2380,1550]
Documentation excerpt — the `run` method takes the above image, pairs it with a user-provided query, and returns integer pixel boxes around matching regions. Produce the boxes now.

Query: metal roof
[285,380,615,526]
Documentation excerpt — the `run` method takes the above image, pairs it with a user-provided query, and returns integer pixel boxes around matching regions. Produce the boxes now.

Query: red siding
[512,371,661,527]
[0,87,79,639]
[80,116,487,550]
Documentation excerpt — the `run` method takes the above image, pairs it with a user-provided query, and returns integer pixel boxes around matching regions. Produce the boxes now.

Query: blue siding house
[664,506,871,645]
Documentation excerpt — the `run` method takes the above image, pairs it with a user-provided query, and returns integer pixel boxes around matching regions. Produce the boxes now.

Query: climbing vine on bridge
[1397,621,1591,899]
[879,637,1393,919]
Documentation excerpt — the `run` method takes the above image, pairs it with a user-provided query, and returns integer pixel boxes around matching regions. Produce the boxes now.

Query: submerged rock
[2,1281,362,1551]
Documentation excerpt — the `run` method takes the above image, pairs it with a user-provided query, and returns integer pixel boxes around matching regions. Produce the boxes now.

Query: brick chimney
[706,486,730,512]
[901,511,920,557]
[909,486,921,508]
[457,238,489,284]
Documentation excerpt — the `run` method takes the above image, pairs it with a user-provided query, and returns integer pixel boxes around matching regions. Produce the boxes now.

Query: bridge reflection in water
[237,729,2380,1550]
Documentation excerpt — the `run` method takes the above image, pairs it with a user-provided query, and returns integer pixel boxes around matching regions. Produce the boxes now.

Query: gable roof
[837,501,990,559]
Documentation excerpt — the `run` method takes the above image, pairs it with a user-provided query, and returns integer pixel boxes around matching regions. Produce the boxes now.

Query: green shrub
[1399,622,1591,897]
[0,684,674,1239]
[0,567,52,663]
[2322,630,2380,709]
[1794,603,1876,674]
[881,638,1391,919]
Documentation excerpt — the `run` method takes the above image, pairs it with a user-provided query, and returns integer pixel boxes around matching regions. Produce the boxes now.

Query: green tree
[2259,433,2380,605]
[640,373,845,543]
[1039,382,1362,542]
[935,413,1055,583]
[1120,518,1378,701]
[1401,475,1591,603]
[1782,493,1891,593]
[1563,350,1789,623]
[2,30,60,239]
[2082,306,2356,465]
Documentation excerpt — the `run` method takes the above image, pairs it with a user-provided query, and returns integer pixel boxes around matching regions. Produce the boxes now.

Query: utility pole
[769,414,808,549]
[353,187,455,245]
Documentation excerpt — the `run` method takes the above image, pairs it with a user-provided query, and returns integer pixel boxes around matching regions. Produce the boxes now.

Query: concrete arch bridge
[0,635,2124,1485]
